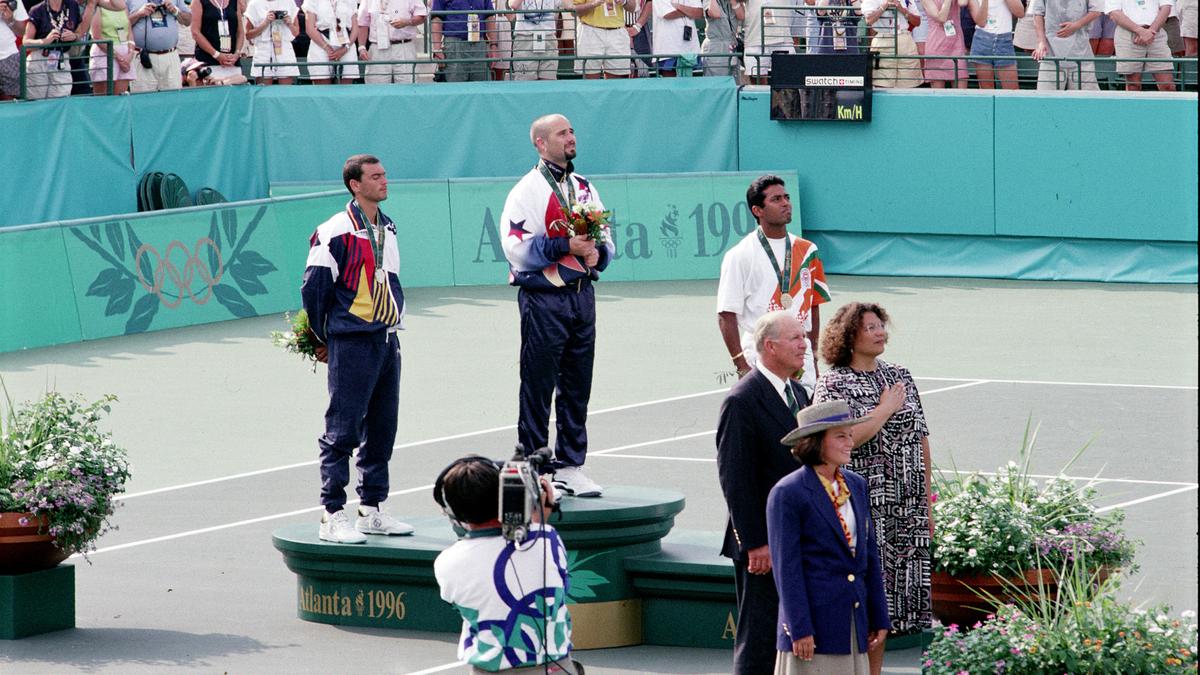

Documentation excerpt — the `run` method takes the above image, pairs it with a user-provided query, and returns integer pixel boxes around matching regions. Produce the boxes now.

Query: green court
[0,275,1195,673]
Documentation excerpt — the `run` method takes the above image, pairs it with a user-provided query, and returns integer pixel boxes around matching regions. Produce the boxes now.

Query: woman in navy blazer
[767,400,891,674]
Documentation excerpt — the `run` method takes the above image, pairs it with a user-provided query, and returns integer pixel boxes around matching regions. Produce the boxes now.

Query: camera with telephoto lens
[272,9,288,19]
[195,65,212,79]
[3,0,18,11]
[499,445,555,543]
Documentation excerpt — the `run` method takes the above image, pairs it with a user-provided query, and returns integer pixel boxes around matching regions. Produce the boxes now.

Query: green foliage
[925,572,1199,674]
[0,386,131,558]
[270,309,321,370]
[932,421,1136,576]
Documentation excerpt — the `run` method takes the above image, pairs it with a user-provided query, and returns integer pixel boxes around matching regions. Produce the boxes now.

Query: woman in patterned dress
[813,302,933,671]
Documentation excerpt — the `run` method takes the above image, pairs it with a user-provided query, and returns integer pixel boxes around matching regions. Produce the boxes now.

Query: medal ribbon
[817,469,855,551]
[756,228,792,304]
[346,200,389,273]
[538,160,577,215]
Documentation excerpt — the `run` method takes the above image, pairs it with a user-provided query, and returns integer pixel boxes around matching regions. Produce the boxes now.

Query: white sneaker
[355,506,415,535]
[553,466,603,498]
[319,509,368,544]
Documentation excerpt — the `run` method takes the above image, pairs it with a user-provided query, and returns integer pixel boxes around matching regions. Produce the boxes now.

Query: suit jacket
[766,466,891,654]
[716,368,808,562]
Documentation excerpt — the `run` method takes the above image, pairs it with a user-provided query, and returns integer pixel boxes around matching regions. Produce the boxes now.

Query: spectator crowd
[0,0,1193,98]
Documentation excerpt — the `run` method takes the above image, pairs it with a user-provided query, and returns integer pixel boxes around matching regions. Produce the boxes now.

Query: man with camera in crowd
[128,0,191,91]
[432,451,581,674]
[244,0,299,83]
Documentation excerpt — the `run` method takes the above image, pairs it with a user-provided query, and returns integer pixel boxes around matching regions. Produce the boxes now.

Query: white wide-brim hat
[780,400,859,446]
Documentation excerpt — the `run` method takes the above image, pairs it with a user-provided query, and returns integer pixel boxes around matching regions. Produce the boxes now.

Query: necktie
[784,382,800,416]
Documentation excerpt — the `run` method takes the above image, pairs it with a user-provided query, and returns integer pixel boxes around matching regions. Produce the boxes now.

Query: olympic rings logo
[134,238,225,308]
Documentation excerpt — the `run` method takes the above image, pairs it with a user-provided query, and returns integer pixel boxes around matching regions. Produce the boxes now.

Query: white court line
[1097,485,1198,513]
[117,388,730,501]
[82,483,434,557]
[918,376,1198,391]
[406,662,465,675]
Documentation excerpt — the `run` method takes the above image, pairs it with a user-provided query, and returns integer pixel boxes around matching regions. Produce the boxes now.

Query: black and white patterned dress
[814,359,932,636]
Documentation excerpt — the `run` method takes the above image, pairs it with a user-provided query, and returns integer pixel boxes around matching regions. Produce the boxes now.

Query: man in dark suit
[716,310,812,675]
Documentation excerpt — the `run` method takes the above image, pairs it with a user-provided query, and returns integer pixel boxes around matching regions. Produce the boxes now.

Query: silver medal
[780,293,793,310]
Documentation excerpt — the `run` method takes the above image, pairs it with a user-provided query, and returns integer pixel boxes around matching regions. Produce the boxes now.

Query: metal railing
[7,15,1197,97]
[19,39,115,100]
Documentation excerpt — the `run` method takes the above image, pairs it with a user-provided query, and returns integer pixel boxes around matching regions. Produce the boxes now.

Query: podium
[273,487,741,649]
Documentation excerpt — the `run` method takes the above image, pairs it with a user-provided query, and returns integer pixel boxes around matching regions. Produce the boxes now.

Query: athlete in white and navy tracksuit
[301,200,405,513]
[500,160,616,469]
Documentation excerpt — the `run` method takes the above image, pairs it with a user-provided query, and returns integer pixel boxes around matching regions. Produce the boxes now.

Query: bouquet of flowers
[270,310,321,371]
[567,202,611,245]
[1,388,131,559]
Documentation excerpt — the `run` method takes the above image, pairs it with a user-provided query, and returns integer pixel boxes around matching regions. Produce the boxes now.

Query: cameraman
[180,53,245,81]
[432,456,581,674]
[244,0,299,83]
[127,0,191,91]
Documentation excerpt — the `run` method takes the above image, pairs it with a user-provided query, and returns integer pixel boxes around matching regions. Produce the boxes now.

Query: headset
[432,454,503,530]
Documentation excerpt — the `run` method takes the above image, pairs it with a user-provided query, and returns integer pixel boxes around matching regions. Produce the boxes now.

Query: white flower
[967,548,978,558]
[1181,610,1197,620]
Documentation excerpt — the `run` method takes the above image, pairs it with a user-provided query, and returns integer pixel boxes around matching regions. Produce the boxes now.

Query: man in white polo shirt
[356,0,426,82]
[1107,0,1176,89]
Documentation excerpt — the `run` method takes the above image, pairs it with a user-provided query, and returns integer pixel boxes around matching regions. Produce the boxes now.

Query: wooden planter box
[932,567,1112,628]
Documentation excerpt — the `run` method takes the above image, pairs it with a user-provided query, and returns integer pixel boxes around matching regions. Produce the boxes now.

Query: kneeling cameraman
[433,453,582,674]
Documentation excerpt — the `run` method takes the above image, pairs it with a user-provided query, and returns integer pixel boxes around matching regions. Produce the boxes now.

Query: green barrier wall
[2,83,1196,352]
[736,89,1198,281]
[0,227,82,351]
[272,171,784,287]
[0,79,739,230]
[0,172,786,353]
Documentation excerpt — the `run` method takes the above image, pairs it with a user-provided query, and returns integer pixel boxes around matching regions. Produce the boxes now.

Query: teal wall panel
[129,87,266,204]
[446,178,518,287]
[61,201,291,340]
[0,227,82,352]
[737,90,997,236]
[994,95,1199,242]
[254,78,740,188]
[811,231,1198,283]
[0,96,136,228]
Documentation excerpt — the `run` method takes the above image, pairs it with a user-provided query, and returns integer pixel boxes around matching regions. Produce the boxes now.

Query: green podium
[273,486,742,649]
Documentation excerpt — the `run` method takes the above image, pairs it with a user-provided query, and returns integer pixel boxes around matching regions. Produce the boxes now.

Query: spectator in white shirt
[862,0,924,87]
[508,0,563,79]
[356,0,426,82]
[245,0,300,82]
[303,0,360,82]
[966,0,1025,88]
[743,0,793,82]
[1,0,31,99]
[652,0,702,74]
[1107,0,1175,88]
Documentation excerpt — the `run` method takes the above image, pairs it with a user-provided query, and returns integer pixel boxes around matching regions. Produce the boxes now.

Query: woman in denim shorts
[967,0,1024,87]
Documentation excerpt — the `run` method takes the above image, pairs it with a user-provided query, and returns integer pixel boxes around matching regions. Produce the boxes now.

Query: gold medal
[780,293,793,310]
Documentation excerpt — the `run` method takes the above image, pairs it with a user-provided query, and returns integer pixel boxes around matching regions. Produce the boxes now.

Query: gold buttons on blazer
[847,573,856,582]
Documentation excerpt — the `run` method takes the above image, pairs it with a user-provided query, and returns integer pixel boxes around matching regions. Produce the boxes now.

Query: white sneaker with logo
[355,505,415,535]
[552,465,603,498]
[319,509,368,544]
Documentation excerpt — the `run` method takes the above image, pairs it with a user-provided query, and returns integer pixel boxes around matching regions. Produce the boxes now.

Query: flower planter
[932,568,1058,628]
[932,567,1113,628]
[0,512,69,576]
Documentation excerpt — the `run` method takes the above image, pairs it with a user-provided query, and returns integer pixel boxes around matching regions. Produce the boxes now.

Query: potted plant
[930,423,1137,627]
[923,558,1198,673]
[0,388,130,575]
